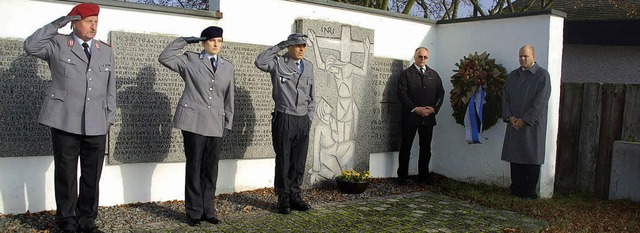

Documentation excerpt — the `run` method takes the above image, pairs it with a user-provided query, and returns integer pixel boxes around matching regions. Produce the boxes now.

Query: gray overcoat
[23,23,116,136]
[501,63,551,165]
[158,37,234,137]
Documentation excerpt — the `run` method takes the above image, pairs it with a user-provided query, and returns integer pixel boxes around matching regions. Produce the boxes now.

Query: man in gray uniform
[23,3,115,232]
[159,26,234,226]
[255,33,315,214]
[501,45,551,199]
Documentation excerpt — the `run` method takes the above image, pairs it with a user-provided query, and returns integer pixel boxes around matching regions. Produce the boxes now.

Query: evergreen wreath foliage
[449,52,507,131]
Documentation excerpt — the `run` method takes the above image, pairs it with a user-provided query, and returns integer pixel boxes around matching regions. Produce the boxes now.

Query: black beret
[201,26,223,40]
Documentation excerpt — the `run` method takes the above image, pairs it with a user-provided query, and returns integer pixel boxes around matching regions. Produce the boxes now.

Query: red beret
[68,3,100,19]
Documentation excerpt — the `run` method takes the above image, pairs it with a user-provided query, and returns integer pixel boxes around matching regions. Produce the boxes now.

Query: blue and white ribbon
[464,86,486,144]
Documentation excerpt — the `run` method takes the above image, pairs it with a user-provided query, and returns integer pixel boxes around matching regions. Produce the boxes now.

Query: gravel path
[1,177,433,232]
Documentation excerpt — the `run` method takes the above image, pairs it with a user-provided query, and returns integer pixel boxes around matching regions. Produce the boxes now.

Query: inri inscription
[295,19,407,186]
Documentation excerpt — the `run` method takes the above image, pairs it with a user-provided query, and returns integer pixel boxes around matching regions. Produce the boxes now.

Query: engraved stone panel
[295,19,407,187]
[109,31,273,164]
[0,39,52,157]
[0,28,406,168]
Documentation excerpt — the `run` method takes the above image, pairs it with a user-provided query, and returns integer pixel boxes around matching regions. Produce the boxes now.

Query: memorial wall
[0,20,408,184]
[109,31,276,164]
[0,39,52,157]
[295,19,407,184]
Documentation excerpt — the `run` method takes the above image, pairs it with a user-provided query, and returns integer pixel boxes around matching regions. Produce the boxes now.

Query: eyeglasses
[416,55,428,59]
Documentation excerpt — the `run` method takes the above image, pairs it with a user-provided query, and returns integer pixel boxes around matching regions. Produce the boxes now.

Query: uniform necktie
[211,57,217,72]
[82,42,91,61]
[420,67,424,75]
[296,62,303,74]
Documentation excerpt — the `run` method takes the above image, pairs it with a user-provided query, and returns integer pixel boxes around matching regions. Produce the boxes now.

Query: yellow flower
[336,169,370,182]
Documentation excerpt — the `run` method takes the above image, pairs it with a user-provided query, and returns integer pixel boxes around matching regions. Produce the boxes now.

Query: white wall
[434,15,563,197]
[0,0,562,214]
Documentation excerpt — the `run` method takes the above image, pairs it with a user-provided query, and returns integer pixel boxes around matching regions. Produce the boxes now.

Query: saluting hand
[277,40,293,49]
[183,37,206,44]
[51,15,81,28]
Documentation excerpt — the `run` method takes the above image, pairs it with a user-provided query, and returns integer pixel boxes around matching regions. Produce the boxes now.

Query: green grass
[429,174,640,232]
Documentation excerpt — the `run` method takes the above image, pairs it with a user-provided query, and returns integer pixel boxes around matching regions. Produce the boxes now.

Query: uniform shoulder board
[98,40,112,47]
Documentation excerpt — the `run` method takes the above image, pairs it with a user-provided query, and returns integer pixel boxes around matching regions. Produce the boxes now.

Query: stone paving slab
[109,192,547,232]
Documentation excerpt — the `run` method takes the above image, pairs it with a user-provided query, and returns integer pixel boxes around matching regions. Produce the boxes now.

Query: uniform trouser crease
[51,128,106,227]
[182,130,221,219]
[272,112,310,195]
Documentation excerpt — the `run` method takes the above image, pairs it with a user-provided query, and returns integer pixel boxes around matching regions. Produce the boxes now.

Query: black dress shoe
[57,220,77,233]
[187,217,201,226]
[202,217,220,224]
[78,225,104,233]
[59,224,77,233]
[420,176,434,185]
[277,194,291,214]
[290,193,310,211]
[84,228,105,233]
[398,178,408,185]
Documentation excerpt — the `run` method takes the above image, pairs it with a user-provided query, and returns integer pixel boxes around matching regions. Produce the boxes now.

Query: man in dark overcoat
[397,47,445,186]
[501,44,551,199]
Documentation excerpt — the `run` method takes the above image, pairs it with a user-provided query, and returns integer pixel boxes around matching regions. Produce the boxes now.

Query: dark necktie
[296,62,302,74]
[420,67,424,75]
[211,57,217,73]
[82,42,91,61]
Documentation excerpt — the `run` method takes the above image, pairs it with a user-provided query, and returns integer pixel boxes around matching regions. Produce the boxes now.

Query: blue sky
[404,0,497,19]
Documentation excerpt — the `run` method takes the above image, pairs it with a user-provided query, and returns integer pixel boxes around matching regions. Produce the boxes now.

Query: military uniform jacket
[254,44,315,120]
[23,23,116,136]
[501,63,551,165]
[158,37,234,137]
[397,65,445,126]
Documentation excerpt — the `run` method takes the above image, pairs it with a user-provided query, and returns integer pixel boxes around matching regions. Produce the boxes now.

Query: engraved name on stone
[109,32,276,163]
[0,39,52,157]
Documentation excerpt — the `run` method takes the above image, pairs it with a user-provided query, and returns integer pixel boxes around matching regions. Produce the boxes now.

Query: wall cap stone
[60,0,222,19]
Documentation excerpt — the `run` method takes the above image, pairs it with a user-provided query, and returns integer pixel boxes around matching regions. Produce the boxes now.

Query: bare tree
[121,0,637,20]
[119,0,209,10]
[333,0,391,10]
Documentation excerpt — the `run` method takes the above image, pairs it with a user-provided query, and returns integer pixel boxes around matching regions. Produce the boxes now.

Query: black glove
[183,37,206,44]
[277,40,292,49]
[223,128,231,138]
[51,15,81,28]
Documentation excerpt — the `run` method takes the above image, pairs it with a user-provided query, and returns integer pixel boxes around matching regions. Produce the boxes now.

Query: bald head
[518,45,536,69]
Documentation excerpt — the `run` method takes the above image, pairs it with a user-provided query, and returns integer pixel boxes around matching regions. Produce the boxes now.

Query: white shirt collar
[206,53,218,61]
[71,33,92,50]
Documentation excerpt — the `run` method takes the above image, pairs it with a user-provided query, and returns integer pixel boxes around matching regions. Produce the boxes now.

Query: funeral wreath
[449,51,507,131]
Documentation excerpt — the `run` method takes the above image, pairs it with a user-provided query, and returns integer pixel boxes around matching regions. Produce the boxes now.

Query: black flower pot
[336,179,369,194]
